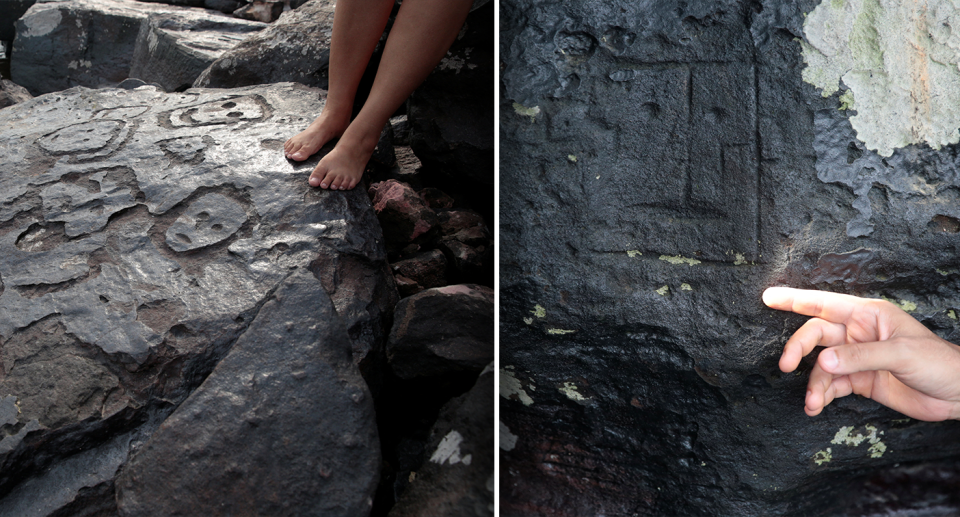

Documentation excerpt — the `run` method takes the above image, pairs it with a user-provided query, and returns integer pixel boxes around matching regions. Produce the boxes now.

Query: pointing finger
[763,287,863,324]
[779,317,848,373]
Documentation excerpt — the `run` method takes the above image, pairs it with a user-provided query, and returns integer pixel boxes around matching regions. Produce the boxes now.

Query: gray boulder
[10,0,205,95]
[0,82,395,515]
[388,364,494,517]
[129,11,265,92]
[116,270,380,517]
[0,78,31,108]
[387,285,494,379]
[193,0,335,89]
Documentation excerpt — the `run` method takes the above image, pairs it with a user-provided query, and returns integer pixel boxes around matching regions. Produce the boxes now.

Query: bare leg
[309,0,474,190]
[283,0,393,161]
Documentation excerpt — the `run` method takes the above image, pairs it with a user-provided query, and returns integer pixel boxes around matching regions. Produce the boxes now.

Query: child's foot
[284,110,350,161]
[308,127,379,190]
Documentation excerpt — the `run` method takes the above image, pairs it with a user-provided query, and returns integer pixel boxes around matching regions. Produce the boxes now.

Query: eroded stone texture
[129,11,265,93]
[116,271,380,517]
[0,82,395,514]
[193,0,335,89]
[501,0,960,515]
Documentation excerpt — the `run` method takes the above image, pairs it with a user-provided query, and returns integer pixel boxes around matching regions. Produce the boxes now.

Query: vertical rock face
[0,82,395,515]
[500,0,960,516]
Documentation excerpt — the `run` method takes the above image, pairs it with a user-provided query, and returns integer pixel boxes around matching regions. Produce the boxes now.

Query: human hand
[762,287,960,421]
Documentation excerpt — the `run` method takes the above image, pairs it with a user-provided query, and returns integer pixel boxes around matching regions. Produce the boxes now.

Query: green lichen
[547,328,576,335]
[567,154,577,163]
[500,368,535,406]
[523,317,533,325]
[532,305,546,318]
[559,382,589,402]
[627,250,642,258]
[868,440,887,458]
[656,285,669,296]
[680,283,693,291]
[659,255,701,266]
[733,253,747,265]
[512,102,540,121]
[949,310,957,320]
[813,448,832,465]
[800,0,960,156]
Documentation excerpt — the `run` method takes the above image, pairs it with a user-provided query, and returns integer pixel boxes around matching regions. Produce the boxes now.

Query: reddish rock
[391,249,448,291]
[394,274,423,298]
[369,180,439,246]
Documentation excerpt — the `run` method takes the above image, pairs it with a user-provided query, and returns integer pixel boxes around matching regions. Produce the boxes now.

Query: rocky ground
[0,0,493,515]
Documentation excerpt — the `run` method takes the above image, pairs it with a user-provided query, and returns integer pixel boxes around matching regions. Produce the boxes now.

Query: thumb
[818,340,907,376]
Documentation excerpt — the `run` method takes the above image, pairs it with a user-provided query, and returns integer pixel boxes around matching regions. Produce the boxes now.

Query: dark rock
[419,188,455,211]
[393,273,422,298]
[0,0,34,41]
[438,238,490,285]
[0,82,395,514]
[438,209,485,236]
[390,114,410,146]
[204,0,243,13]
[407,1,493,209]
[500,0,960,515]
[369,179,439,247]
[11,0,202,96]
[135,0,205,6]
[0,78,31,108]
[388,364,494,517]
[115,271,380,517]
[391,249,447,291]
[232,0,284,23]
[387,284,493,379]
[372,121,397,168]
[129,11,265,93]
[193,0,334,89]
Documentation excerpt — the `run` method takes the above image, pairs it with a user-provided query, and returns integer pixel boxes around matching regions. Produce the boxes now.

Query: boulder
[407,1,493,206]
[0,0,35,41]
[0,82,395,514]
[419,187,454,211]
[129,11,265,92]
[369,179,439,248]
[390,249,447,294]
[10,0,210,95]
[388,364,494,517]
[193,0,335,89]
[0,79,31,108]
[116,271,380,517]
[387,285,493,379]
[500,0,960,515]
[232,0,284,23]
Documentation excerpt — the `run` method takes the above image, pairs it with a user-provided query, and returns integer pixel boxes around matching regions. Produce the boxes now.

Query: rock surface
[0,78,31,108]
[370,180,439,248]
[500,0,960,515]
[0,82,395,515]
[388,364,494,517]
[193,0,335,89]
[129,11,265,92]
[387,285,494,380]
[116,270,380,517]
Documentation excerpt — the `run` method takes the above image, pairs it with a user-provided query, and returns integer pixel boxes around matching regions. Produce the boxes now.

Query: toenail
[320,183,328,188]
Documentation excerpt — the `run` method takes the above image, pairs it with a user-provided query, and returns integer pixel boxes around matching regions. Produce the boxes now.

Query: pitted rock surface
[501,0,960,515]
[0,82,395,513]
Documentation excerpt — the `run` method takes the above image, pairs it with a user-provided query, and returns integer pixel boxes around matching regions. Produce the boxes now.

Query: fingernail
[821,350,839,371]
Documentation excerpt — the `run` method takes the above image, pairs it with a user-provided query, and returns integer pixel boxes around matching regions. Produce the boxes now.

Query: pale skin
[763,287,960,422]
[284,0,474,190]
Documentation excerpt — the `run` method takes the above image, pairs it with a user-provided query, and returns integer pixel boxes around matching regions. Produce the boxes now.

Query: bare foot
[308,125,379,190]
[283,110,350,161]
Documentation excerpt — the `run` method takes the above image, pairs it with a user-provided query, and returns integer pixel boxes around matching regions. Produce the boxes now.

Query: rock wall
[500,0,960,515]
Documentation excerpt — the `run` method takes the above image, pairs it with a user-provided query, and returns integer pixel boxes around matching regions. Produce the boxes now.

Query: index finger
[762,287,861,324]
